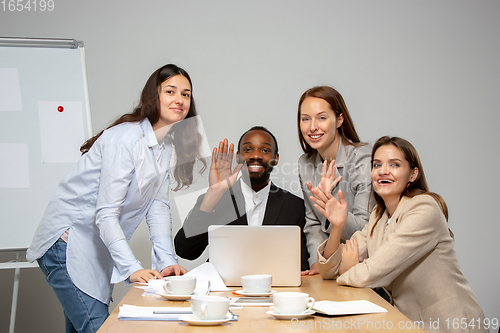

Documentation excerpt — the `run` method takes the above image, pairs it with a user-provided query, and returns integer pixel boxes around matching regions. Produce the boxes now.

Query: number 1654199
[1,0,55,11]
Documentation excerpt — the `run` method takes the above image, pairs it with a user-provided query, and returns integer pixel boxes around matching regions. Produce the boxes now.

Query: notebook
[208,225,302,287]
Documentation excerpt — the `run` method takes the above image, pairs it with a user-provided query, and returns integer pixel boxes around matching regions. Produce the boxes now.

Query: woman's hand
[339,239,359,275]
[301,262,320,276]
[160,264,188,277]
[310,188,348,230]
[129,269,162,283]
[306,160,342,200]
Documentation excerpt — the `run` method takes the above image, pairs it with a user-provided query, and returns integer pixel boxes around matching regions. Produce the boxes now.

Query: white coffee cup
[191,296,230,320]
[272,292,315,314]
[163,276,196,295]
[241,274,272,293]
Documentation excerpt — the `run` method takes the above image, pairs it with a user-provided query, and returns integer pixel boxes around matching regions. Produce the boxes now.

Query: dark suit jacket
[174,181,310,271]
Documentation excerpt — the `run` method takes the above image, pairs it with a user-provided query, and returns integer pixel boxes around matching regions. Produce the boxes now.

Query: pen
[153,311,192,314]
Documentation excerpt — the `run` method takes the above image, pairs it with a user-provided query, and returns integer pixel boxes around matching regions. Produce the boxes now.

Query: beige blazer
[318,195,486,332]
[298,140,373,266]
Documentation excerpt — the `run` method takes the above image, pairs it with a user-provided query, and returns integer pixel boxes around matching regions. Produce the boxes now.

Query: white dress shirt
[240,179,271,226]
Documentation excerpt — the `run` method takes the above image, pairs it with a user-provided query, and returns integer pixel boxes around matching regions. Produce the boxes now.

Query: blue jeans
[37,239,109,333]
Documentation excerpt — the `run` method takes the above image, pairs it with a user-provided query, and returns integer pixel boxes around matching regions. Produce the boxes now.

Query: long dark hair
[298,86,363,158]
[370,136,450,235]
[80,64,206,191]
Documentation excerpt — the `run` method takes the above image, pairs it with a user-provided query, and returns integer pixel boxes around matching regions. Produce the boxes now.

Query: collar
[312,139,348,169]
[334,139,347,168]
[370,196,412,235]
[240,178,272,205]
[140,119,158,148]
[140,119,170,149]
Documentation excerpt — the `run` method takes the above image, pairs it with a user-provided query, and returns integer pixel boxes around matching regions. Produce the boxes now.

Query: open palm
[310,188,348,229]
[208,139,242,191]
[306,160,342,203]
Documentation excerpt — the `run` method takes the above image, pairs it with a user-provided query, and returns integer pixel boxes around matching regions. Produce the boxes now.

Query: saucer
[156,292,195,301]
[266,310,315,320]
[234,290,277,297]
[179,314,232,326]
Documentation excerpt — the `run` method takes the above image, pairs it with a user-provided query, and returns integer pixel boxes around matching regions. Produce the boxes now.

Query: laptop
[208,225,302,287]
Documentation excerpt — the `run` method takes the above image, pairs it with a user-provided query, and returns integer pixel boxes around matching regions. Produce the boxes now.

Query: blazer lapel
[372,212,389,249]
[308,153,331,230]
[371,196,412,247]
[262,183,283,225]
[229,180,248,225]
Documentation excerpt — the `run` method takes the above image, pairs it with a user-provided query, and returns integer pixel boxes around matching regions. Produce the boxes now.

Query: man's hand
[200,138,243,211]
[209,139,243,190]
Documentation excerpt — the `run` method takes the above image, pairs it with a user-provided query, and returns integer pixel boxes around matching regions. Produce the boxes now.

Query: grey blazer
[298,140,373,266]
[318,195,486,332]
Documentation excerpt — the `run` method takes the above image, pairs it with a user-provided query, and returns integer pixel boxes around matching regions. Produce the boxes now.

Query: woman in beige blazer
[297,86,373,275]
[311,136,486,333]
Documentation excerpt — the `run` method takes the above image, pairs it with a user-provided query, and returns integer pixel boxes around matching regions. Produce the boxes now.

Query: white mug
[272,292,315,314]
[163,276,196,295]
[191,296,230,320]
[241,274,272,293]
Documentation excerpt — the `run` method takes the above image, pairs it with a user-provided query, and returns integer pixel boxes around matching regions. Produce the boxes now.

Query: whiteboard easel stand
[0,250,38,333]
[0,37,91,333]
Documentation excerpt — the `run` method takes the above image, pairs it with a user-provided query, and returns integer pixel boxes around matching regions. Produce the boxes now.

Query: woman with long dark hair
[27,64,206,333]
[297,86,373,275]
[312,136,486,332]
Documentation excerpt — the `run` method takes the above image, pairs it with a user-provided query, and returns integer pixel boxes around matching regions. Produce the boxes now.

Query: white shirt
[27,119,178,305]
[240,179,271,226]
[384,216,393,234]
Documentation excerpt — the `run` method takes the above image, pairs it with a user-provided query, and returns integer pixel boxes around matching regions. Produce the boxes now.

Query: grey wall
[1,1,499,332]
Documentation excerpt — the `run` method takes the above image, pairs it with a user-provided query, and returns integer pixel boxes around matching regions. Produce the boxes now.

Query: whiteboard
[0,39,92,251]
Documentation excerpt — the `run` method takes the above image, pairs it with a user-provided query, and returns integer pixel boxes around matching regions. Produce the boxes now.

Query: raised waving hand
[306,160,342,200]
[200,139,243,212]
[310,188,348,229]
[208,139,243,190]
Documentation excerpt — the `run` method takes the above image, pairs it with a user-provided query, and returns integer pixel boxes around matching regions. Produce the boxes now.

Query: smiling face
[155,74,191,129]
[237,130,279,191]
[299,97,344,158]
[371,144,419,208]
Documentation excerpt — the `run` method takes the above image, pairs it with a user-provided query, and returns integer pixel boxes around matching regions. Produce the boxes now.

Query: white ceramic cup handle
[201,304,208,320]
[164,281,172,293]
[305,297,315,311]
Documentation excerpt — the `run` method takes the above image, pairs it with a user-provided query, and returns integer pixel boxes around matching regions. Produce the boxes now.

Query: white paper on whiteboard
[0,143,30,188]
[0,68,23,112]
[38,101,85,163]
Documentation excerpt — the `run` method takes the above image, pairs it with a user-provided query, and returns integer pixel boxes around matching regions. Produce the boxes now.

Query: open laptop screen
[208,225,302,287]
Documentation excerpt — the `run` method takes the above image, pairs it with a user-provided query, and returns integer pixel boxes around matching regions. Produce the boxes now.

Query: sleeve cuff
[317,239,342,279]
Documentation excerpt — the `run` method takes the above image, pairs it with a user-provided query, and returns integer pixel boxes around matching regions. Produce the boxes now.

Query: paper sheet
[0,68,22,112]
[0,143,30,188]
[38,101,84,163]
[118,304,192,321]
[136,277,210,297]
[313,300,388,316]
[184,262,232,291]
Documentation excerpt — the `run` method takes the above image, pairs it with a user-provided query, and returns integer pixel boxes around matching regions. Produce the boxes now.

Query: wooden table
[98,275,425,332]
